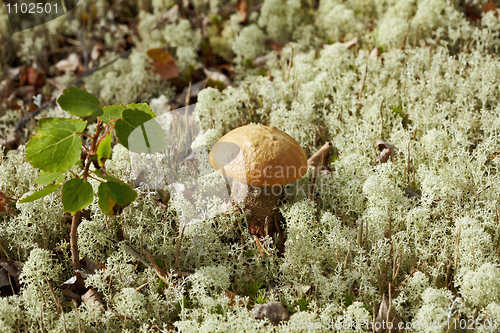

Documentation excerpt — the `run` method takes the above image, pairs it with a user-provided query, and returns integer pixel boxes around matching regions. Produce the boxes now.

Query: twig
[67,11,89,70]
[144,248,170,285]
[175,225,185,278]
[14,50,132,132]
[358,56,369,100]
[379,97,384,136]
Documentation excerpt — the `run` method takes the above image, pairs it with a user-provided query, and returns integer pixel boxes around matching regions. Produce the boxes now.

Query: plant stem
[70,120,103,273]
[70,211,82,271]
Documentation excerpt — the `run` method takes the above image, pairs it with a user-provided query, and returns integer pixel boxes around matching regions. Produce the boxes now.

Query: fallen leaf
[374,138,397,165]
[45,76,64,90]
[404,187,421,200]
[81,287,103,304]
[225,290,245,307]
[482,1,498,17]
[0,259,23,296]
[253,301,290,325]
[265,39,284,53]
[26,67,44,88]
[375,294,404,332]
[252,53,274,68]
[0,133,20,151]
[90,41,105,62]
[55,53,82,73]
[308,141,332,174]
[161,4,179,23]
[323,37,358,51]
[465,3,482,22]
[370,47,381,58]
[146,48,180,81]
[236,0,248,23]
[203,67,232,87]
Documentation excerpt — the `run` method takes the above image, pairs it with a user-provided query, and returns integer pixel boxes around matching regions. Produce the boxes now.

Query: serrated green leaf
[128,119,169,154]
[101,105,125,124]
[97,181,137,215]
[26,118,87,173]
[57,87,103,117]
[97,134,112,167]
[126,103,155,118]
[62,179,94,214]
[35,171,63,185]
[19,184,60,203]
[97,182,115,215]
[114,109,153,149]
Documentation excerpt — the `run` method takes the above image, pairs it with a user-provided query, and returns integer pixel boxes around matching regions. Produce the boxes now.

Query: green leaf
[114,109,152,149]
[97,181,137,215]
[94,169,124,184]
[19,184,60,203]
[35,171,63,185]
[101,105,125,123]
[96,134,112,167]
[57,87,103,117]
[62,179,94,214]
[26,118,87,173]
[115,109,168,153]
[126,103,155,118]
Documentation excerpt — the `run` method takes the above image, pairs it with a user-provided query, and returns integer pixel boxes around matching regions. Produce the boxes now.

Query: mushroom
[209,125,308,241]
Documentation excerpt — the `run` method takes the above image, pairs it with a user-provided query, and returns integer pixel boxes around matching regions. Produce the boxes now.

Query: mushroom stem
[230,180,284,238]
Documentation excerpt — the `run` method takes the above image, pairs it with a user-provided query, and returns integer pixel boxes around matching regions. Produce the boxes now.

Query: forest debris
[482,1,498,17]
[253,301,289,325]
[161,4,179,23]
[175,79,206,105]
[203,67,232,87]
[225,290,245,307]
[236,0,248,23]
[150,94,172,114]
[0,259,23,296]
[26,67,44,88]
[252,53,274,68]
[146,48,179,81]
[370,47,381,58]
[81,287,103,304]
[404,187,421,200]
[323,37,358,50]
[265,39,284,53]
[375,294,404,332]
[55,53,82,73]
[0,133,20,151]
[171,183,195,202]
[0,191,16,213]
[307,141,332,175]
[90,41,105,62]
[374,138,398,165]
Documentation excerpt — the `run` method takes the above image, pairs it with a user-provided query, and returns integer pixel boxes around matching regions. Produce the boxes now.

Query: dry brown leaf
[252,53,274,68]
[82,287,103,304]
[370,47,381,58]
[225,290,245,307]
[55,53,82,73]
[374,138,397,165]
[308,141,332,174]
[26,67,44,88]
[90,41,105,62]
[203,67,232,87]
[323,37,358,51]
[253,301,290,325]
[0,133,20,152]
[465,3,482,22]
[146,48,180,81]
[265,39,284,53]
[375,294,404,332]
[482,1,498,17]
[236,0,248,23]
[0,259,23,296]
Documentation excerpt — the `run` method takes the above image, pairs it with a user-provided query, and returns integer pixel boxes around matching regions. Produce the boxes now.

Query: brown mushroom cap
[209,125,308,187]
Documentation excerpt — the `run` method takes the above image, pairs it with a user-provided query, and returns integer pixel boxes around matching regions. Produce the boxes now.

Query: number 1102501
[5,2,59,14]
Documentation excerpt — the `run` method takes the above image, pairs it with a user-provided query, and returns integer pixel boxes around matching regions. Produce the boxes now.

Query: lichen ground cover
[2,0,500,332]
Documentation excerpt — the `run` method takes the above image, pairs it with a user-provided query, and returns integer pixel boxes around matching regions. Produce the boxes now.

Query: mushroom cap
[209,125,308,187]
